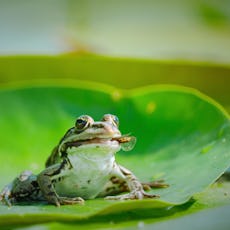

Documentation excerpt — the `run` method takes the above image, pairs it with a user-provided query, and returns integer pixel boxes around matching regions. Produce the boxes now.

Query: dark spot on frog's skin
[110,176,120,184]
[87,180,91,184]
[92,123,104,129]
[31,181,39,188]
[33,188,41,197]
[119,182,127,189]
[106,186,116,193]
[51,159,69,176]
[112,162,117,169]
[47,191,56,196]
[47,184,52,189]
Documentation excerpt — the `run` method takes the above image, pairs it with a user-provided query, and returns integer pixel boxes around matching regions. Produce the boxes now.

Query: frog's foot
[0,184,14,207]
[142,180,169,190]
[55,196,85,207]
[105,189,159,200]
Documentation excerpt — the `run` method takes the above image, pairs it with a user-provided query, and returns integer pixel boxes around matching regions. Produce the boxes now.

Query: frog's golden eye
[75,115,93,130]
[102,114,119,127]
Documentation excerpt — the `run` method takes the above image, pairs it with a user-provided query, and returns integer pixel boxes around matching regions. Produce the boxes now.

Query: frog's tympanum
[0,114,164,206]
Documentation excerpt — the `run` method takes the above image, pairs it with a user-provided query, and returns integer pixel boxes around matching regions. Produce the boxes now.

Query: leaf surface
[0,83,230,227]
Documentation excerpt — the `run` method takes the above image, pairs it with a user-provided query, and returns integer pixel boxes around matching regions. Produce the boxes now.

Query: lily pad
[0,82,230,227]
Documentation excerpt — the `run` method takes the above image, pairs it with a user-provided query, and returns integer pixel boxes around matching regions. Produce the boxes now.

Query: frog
[0,114,166,207]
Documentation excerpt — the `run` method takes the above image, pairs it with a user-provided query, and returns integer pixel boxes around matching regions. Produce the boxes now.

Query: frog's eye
[102,114,119,127]
[112,115,119,127]
[75,118,87,130]
[75,115,93,130]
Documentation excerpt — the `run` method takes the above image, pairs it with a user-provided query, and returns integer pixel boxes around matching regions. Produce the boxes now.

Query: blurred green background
[0,0,230,113]
[1,0,230,61]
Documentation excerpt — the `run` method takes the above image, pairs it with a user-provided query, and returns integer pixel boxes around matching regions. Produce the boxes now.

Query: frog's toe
[141,191,160,199]
[2,196,12,207]
[58,196,85,206]
[142,180,169,190]
[0,186,13,207]
[105,190,159,200]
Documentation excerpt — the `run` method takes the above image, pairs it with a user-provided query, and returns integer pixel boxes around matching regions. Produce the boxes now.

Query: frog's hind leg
[105,165,161,200]
[99,178,168,198]
[98,176,129,197]
[0,170,39,206]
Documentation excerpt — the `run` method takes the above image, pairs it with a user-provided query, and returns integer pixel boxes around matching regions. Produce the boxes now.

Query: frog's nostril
[92,123,104,129]
[92,123,112,133]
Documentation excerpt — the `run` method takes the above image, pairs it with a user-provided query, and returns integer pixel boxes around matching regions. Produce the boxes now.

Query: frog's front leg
[37,160,84,207]
[106,165,159,200]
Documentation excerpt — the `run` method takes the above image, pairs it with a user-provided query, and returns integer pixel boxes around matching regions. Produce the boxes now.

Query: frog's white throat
[66,140,121,162]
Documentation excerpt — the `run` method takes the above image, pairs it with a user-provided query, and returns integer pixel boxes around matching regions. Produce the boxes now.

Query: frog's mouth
[64,135,135,150]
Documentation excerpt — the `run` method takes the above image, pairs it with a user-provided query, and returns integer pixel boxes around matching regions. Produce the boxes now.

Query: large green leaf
[0,56,230,113]
[0,82,230,227]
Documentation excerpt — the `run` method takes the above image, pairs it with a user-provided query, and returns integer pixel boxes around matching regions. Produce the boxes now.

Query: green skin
[0,114,165,207]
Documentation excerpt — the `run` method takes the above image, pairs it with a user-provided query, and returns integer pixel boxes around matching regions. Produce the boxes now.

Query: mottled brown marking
[106,186,116,193]
[110,176,121,184]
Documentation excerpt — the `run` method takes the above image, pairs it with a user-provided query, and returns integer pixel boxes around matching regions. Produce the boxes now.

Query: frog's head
[59,114,136,156]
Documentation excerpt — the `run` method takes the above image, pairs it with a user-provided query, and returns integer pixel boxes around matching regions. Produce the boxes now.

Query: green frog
[0,114,165,206]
